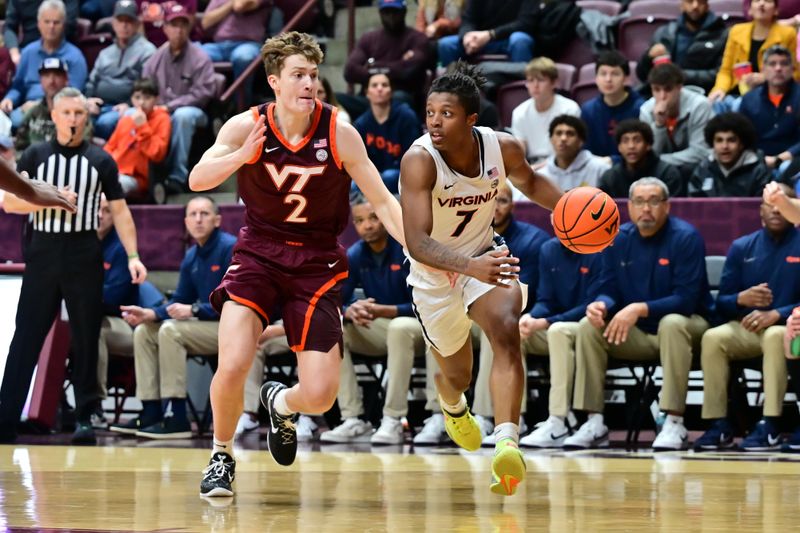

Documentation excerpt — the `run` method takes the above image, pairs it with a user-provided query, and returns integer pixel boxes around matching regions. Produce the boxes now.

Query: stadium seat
[709,0,744,16]
[79,33,113,71]
[95,16,113,33]
[627,0,681,18]
[76,17,93,39]
[576,0,621,16]
[618,16,673,61]
[553,36,595,69]
[571,82,600,105]
[496,80,528,129]
[718,12,747,26]
[556,63,577,93]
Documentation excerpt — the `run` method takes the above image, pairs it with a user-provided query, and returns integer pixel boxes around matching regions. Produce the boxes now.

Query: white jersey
[406,126,507,289]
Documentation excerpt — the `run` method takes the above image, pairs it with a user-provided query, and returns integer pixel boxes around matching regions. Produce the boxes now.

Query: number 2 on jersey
[451,209,477,237]
[264,163,327,223]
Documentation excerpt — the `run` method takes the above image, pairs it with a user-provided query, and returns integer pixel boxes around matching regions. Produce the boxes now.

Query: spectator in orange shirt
[105,78,170,197]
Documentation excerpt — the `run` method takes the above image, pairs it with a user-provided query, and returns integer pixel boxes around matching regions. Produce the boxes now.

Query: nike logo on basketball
[590,198,606,220]
[265,146,280,153]
[444,183,455,190]
[328,260,339,268]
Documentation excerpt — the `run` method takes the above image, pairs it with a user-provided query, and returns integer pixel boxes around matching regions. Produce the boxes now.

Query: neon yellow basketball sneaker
[442,406,482,452]
[491,438,526,496]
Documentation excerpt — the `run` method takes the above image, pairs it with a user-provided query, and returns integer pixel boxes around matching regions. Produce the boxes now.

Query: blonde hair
[524,57,558,81]
[261,31,324,77]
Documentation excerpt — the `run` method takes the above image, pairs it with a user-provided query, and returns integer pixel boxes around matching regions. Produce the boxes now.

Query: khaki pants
[133,320,219,400]
[473,322,579,419]
[701,321,787,419]
[337,317,425,419]
[97,316,134,398]
[245,328,292,413]
[573,314,709,414]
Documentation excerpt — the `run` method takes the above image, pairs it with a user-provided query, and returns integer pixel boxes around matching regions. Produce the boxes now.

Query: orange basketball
[552,187,620,254]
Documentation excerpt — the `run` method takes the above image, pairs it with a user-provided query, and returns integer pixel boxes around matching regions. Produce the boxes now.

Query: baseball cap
[378,0,407,9]
[0,136,13,150]
[113,0,139,20]
[165,3,193,22]
[39,57,69,74]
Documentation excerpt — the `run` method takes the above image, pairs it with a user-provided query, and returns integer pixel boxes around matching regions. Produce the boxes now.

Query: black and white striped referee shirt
[18,140,124,233]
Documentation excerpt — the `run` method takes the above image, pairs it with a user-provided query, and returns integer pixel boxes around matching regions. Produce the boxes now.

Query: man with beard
[637,0,728,96]
[343,0,431,116]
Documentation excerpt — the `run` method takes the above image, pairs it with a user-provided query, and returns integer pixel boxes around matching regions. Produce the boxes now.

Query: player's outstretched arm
[338,121,406,246]
[498,132,562,210]
[0,162,76,213]
[188,111,266,191]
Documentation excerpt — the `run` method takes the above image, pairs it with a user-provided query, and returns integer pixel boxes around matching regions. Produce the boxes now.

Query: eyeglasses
[630,198,666,208]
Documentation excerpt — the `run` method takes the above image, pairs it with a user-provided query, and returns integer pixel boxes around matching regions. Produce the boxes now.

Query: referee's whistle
[70,126,77,142]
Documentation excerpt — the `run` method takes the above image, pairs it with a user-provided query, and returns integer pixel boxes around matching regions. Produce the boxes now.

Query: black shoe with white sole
[260,381,298,466]
[200,452,236,497]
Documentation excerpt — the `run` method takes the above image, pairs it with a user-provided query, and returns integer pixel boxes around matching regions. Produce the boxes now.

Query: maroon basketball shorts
[210,237,348,353]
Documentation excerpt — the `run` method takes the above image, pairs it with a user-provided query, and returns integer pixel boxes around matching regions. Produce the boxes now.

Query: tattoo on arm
[415,234,470,273]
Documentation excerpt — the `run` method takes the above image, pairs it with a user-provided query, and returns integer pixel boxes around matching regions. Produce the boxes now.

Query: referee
[0,88,147,444]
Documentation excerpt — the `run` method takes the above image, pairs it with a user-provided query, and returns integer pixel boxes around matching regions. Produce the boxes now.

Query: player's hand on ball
[466,249,519,287]
[586,301,607,328]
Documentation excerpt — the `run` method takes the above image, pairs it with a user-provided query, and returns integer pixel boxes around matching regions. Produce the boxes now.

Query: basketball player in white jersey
[400,62,562,496]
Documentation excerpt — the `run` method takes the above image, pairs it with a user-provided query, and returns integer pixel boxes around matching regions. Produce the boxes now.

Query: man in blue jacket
[694,183,800,451]
[566,177,713,451]
[739,45,800,175]
[473,183,549,444]
[319,192,425,445]
[109,196,236,438]
[518,236,606,448]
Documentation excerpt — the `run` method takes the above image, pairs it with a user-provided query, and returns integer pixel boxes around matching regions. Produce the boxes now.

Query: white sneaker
[481,416,528,447]
[520,416,570,448]
[652,417,689,451]
[296,415,318,442]
[412,413,448,445]
[563,416,609,449]
[319,417,373,443]
[234,413,259,436]
[370,416,405,445]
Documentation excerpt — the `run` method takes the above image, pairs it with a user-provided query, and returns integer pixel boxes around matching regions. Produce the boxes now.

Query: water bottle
[791,306,800,358]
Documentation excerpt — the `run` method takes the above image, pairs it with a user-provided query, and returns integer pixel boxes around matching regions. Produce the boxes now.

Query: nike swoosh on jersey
[444,183,455,190]
[328,260,340,268]
[265,146,280,153]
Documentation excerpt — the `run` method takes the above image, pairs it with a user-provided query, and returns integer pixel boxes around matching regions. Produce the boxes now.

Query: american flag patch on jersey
[487,166,499,179]
[314,139,328,148]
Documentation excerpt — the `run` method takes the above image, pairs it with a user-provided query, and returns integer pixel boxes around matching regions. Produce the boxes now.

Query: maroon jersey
[237,100,352,248]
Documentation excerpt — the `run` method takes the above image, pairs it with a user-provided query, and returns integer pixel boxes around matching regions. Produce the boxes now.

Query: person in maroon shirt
[189,31,405,498]
[136,0,202,47]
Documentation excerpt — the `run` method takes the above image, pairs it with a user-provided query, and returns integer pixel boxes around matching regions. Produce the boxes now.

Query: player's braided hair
[428,61,485,116]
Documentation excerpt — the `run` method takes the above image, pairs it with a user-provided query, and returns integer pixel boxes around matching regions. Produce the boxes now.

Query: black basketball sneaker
[261,381,298,466]
[200,452,236,497]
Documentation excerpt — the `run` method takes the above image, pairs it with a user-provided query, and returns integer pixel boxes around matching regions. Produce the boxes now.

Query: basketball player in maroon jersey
[189,32,405,497]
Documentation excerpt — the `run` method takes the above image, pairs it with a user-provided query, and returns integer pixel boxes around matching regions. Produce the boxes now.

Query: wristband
[128,253,140,260]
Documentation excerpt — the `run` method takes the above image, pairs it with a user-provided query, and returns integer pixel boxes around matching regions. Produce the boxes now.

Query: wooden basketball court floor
[3,439,800,532]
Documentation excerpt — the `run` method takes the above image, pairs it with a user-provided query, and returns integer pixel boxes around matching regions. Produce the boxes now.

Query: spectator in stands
[342,0,431,116]
[0,43,15,99]
[517,236,606,448]
[0,0,88,128]
[541,115,610,191]
[510,57,580,165]
[81,0,116,21]
[416,0,463,39]
[581,51,645,161]
[636,0,728,96]
[142,3,217,191]
[708,0,799,111]
[137,0,202,48]
[104,78,171,197]
[739,45,800,174]
[688,112,773,197]
[94,194,164,429]
[353,73,421,194]
[200,0,271,107]
[319,193,425,445]
[110,196,237,439]
[565,177,712,451]
[640,64,712,174]
[85,0,157,140]
[316,77,351,124]
[694,183,799,451]
[3,0,78,63]
[15,58,92,151]
[598,119,684,198]
[472,183,549,444]
[436,0,536,67]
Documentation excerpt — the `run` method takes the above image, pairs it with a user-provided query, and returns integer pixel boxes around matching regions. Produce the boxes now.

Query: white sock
[666,414,683,425]
[494,422,520,444]
[212,437,234,458]
[439,393,467,416]
[274,389,294,417]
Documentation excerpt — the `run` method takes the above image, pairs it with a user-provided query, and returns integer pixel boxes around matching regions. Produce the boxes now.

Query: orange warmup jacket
[105,107,171,192]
